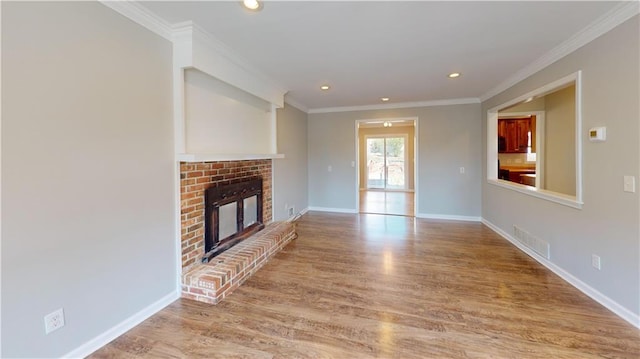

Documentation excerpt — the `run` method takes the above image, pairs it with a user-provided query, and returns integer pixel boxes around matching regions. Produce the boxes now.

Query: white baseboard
[64,290,180,358]
[307,206,358,214]
[287,207,310,222]
[416,213,481,222]
[482,218,640,329]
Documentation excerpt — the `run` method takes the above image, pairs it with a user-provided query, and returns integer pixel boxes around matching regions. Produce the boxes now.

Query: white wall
[1,2,176,357]
[273,103,309,220]
[308,104,482,218]
[184,69,273,155]
[482,15,639,322]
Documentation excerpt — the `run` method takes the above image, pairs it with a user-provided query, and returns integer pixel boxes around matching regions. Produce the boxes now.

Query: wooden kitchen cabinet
[498,117,531,153]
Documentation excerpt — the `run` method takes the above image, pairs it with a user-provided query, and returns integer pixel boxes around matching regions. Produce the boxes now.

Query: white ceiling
[137,1,622,111]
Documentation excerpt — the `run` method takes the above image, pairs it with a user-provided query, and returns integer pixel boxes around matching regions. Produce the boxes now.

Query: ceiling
[137,1,621,111]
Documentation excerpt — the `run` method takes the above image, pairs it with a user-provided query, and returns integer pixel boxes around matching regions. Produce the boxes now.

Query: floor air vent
[513,225,550,260]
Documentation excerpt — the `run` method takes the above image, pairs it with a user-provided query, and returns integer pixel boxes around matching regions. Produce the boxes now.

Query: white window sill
[488,179,583,209]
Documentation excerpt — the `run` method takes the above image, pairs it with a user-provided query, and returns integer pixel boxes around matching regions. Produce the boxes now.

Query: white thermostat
[589,127,606,142]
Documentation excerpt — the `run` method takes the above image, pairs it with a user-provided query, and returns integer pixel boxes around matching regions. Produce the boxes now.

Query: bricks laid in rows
[177,159,286,304]
[179,160,272,271]
[182,221,296,305]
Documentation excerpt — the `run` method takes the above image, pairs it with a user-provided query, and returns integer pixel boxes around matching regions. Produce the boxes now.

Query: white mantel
[177,153,285,163]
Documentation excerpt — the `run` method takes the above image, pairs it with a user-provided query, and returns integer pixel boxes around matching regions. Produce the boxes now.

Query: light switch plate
[623,176,635,193]
[589,126,606,142]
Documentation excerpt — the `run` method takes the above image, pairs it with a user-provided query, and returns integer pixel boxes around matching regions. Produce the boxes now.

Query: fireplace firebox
[203,177,265,263]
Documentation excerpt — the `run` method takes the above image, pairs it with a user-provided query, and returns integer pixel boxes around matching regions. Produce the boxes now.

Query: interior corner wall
[307,104,482,217]
[481,15,640,320]
[273,103,309,221]
[1,2,176,357]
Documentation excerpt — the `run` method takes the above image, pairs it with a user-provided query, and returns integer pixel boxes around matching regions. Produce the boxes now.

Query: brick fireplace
[179,159,296,304]
[180,160,272,271]
[170,25,294,304]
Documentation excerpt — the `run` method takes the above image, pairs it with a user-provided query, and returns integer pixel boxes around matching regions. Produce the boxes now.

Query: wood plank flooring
[90,212,639,358]
[360,190,414,216]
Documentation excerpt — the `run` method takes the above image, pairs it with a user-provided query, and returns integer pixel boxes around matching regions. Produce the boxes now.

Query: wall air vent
[513,225,550,260]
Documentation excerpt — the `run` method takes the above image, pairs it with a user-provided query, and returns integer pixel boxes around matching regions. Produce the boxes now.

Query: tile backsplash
[499,153,535,167]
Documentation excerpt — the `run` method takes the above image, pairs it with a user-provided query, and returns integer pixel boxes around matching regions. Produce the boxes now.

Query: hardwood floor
[90,212,639,358]
[359,190,414,216]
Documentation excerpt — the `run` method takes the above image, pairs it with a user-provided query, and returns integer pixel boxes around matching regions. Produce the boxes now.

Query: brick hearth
[182,221,296,304]
[179,159,294,304]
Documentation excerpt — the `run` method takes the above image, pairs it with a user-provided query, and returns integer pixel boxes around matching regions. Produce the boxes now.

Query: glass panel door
[385,137,405,189]
[366,138,385,188]
[366,136,406,190]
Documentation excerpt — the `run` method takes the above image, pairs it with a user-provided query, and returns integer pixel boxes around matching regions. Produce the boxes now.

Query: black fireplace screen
[203,177,264,263]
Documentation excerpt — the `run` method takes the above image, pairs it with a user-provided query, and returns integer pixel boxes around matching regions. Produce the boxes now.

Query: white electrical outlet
[623,176,635,193]
[592,254,601,270]
[459,167,465,174]
[288,207,295,217]
[44,308,65,334]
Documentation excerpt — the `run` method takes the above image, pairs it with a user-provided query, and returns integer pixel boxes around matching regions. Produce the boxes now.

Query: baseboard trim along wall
[287,207,310,222]
[306,209,481,221]
[307,207,358,214]
[64,291,180,358]
[482,218,640,329]
[56,214,638,358]
[416,213,481,222]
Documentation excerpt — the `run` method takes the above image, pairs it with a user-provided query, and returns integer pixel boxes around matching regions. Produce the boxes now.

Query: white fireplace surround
[171,21,287,162]
[98,3,288,161]
[180,68,284,161]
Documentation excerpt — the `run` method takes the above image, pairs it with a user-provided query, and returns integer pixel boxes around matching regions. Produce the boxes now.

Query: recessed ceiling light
[381,97,390,102]
[320,85,330,91]
[448,72,461,78]
[242,0,261,11]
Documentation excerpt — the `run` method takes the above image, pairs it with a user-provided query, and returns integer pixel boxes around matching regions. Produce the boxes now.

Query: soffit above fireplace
[172,22,286,161]
[173,21,287,107]
[96,3,288,161]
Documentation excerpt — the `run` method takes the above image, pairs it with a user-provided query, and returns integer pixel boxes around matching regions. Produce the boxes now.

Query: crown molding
[308,97,480,114]
[102,3,288,106]
[173,21,289,100]
[480,2,640,102]
[283,95,309,113]
[99,1,173,41]
[172,21,286,107]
